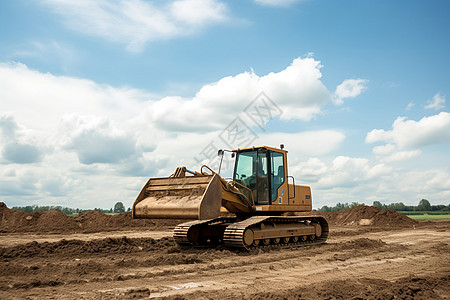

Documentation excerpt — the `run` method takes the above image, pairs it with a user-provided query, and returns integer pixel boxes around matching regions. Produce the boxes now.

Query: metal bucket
[132,174,222,220]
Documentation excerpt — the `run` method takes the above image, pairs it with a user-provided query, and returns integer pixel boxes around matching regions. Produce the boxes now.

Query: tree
[319,205,330,212]
[417,199,431,211]
[114,202,125,213]
[373,201,383,209]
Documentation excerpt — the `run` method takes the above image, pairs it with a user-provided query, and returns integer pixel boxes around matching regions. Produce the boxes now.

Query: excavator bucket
[132,174,222,220]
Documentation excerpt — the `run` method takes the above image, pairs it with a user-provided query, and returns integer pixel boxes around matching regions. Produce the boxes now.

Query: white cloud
[406,101,415,110]
[366,112,450,149]
[152,57,331,131]
[256,130,345,156]
[372,144,396,155]
[425,93,445,110]
[0,62,151,132]
[61,115,138,165]
[372,143,421,162]
[0,112,45,164]
[333,79,368,105]
[292,156,392,191]
[170,0,227,25]
[42,0,229,53]
[382,150,422,162]
[291,155,450,208]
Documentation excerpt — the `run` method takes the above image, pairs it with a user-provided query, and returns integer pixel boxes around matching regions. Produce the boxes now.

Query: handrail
[288,175,295,199]
[201,165,215,175]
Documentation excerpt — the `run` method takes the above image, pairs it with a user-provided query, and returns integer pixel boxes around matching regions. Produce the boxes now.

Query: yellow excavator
[132,145,328,250]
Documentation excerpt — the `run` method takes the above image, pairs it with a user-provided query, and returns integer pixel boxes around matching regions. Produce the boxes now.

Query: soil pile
[328,205,417,226]
[299,205,417,227]
[0,202,180,234]
[0,203,78,233]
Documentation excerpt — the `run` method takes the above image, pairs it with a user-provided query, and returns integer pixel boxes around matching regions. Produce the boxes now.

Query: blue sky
[0,0,449,209]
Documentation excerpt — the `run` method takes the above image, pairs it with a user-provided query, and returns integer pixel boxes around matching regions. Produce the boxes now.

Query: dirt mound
[330,205,417,226]
[0,203,77,233]
[36,210,79,232]
[299,205,416,227]
[0,236,176,259]
[0,202,180,234]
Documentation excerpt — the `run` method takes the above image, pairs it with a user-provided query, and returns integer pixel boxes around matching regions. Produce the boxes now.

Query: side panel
[288,184,312,209]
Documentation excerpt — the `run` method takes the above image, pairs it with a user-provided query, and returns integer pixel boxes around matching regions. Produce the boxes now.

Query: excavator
[132,145,328,250]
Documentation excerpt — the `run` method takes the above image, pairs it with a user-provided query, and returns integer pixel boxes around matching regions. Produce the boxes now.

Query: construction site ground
[1,203,449,299]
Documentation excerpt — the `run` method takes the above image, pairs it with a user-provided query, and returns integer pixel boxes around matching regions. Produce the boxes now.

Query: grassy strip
[398,211,450,215]
[406,214,450,220]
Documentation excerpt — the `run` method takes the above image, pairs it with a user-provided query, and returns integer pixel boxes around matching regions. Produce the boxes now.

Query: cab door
[270,151,286,204]
[234,149,270,205]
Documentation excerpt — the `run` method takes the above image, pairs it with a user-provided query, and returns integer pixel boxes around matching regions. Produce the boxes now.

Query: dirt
[297,205,418,227]
[0,202,181,234]
[0,202,449,299]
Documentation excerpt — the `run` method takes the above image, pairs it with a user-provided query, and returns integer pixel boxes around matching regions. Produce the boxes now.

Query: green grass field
[404,214,450,220]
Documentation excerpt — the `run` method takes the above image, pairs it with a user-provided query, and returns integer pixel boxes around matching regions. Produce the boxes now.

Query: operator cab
[233,146,286,205]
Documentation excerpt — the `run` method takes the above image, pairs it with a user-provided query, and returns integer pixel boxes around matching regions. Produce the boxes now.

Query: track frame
[173,215,329,251]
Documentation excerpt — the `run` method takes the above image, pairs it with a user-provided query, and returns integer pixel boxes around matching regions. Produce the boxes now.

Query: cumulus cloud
[366,112,450,149]
[256,130,345,156]
[152,57,331,131]
[298,156,450,207]
[371,143,421,162]
[291,156,392,191]
[42,0,229,53]
[0,62,151,131]
[61,115,137,165]
[425,93,445,110]
[0,112,44,164]
[333,79,368,105]
[2,143,42,164]
[0,113,18,139]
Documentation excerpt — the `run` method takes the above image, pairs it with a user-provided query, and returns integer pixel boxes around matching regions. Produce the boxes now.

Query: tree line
[12,202,130,215]
[319,199,450,212]
[11,199,449,214]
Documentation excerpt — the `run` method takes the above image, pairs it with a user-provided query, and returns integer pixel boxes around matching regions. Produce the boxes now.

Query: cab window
[270,151,285,202]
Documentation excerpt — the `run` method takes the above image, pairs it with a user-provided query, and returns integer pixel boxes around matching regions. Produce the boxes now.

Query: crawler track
[173,217,236,246]
[173,215,329,250]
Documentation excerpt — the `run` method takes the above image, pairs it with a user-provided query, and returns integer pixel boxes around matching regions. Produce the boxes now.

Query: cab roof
[232,145,287,153]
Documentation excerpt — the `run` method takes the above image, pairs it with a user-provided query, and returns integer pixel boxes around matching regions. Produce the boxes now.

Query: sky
[0,0,449,210]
